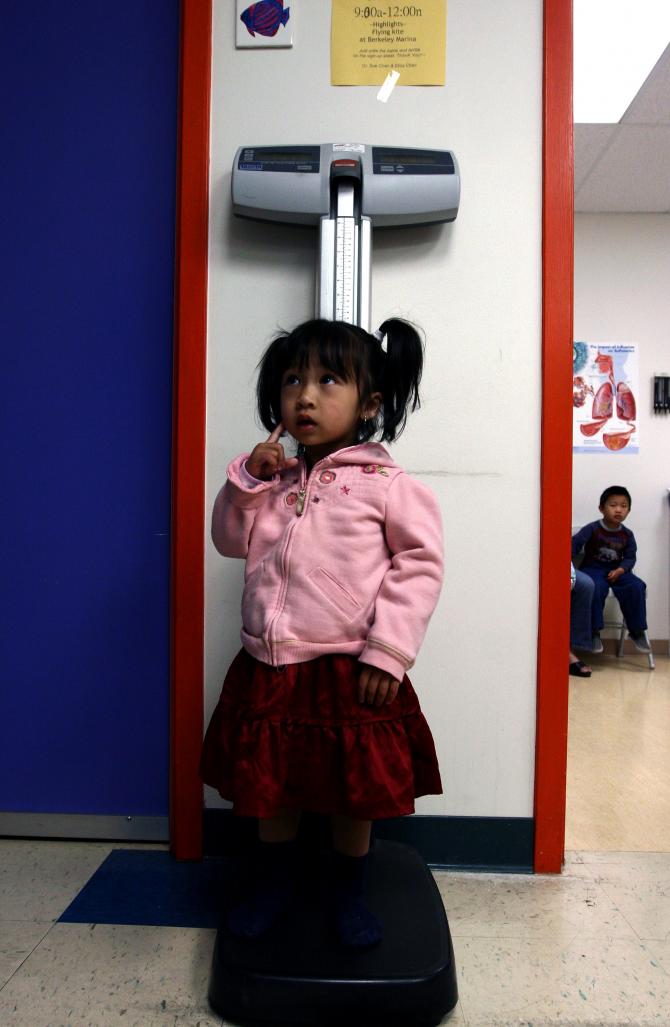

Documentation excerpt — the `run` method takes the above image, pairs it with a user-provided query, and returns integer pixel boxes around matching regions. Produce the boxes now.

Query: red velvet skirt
[200,649,442,820]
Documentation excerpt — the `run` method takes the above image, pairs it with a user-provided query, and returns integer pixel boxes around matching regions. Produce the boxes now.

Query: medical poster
[331,0,446,86]
[573,342,639,454]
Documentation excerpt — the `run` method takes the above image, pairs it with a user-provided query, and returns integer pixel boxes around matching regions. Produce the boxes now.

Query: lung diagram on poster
[573,342,639,454]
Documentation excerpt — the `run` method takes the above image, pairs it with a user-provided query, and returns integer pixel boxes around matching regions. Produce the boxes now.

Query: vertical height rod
[335,182,357,323]
[318,174,371,329]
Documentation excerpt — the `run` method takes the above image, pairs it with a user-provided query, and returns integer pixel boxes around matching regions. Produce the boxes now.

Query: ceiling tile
[622,42,670,125]
[574,124,617,192]
[575,124,670,212]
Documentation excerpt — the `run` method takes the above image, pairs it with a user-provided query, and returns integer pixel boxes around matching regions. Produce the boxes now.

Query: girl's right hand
[246,423,299,481]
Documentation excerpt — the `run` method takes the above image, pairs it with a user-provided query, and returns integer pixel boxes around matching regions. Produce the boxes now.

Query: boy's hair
[256,318,424,443]
[599,485,632,508]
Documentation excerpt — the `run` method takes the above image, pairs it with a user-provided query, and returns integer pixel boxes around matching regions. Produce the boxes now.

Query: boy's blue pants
[580,566,647,634]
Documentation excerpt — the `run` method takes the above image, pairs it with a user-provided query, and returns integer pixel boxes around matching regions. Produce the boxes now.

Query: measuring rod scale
[231,143,460,329]
[209,142,461,1027]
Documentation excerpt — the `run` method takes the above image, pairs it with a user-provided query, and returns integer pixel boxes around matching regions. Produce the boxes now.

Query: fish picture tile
[236,0,293,48]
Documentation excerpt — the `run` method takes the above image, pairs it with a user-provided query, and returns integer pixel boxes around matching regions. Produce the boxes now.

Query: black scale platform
[208,840,458,1026]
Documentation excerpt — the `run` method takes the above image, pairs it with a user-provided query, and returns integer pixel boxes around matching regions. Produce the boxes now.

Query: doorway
[566,32,670,853]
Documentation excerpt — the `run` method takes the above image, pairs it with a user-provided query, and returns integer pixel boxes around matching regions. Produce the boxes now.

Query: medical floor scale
[208,143,461,1026]
[209,839,457,1026]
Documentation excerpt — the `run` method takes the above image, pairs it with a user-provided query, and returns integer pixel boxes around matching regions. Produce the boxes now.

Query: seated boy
[571,486,650,654]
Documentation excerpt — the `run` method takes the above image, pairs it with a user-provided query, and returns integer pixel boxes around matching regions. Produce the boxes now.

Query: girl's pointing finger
[267,423,284,444]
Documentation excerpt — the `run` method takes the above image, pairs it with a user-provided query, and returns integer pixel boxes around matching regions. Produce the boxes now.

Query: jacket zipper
[295,459,308,516]
[267,454,336,662]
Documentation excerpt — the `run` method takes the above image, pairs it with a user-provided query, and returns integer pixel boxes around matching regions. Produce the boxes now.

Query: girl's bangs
[282,324,362,382]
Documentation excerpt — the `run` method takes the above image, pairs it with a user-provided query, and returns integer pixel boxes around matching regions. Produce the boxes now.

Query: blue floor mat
[59,849,229,928]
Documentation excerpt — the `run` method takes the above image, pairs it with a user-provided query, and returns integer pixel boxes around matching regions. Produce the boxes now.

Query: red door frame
[534,0,574,874]
[169,0,574,869]
[170,0,211,859]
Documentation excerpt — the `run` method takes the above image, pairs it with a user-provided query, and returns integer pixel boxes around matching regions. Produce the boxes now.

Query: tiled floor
[566,654,670,851]
[3,840,670,1025]
[2,657,669,1026]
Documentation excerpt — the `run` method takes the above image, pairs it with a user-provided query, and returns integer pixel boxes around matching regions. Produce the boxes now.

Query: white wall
[574,214,670,644]
[204,0,543,817]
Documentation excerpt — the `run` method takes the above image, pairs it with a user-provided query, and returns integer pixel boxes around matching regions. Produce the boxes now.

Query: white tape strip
[376,70,400,103]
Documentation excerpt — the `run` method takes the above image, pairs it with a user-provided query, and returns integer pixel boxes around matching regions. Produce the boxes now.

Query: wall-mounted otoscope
[231,143,460,330]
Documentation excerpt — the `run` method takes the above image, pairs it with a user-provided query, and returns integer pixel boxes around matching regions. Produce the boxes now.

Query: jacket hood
[314,442,397,469]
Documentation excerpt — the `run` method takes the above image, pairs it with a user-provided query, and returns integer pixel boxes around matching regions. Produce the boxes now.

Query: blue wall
[0,2,180,816]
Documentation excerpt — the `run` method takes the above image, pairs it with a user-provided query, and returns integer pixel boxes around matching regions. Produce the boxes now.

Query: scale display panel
[237,146,321,174]
[231,143,460,328]
[372,147,456,176]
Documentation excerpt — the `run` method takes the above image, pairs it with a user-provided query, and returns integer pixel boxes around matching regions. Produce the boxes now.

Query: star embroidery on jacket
[340,485,351,495]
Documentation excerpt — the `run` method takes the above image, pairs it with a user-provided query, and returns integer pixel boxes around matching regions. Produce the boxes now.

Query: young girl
[200,317,443,948]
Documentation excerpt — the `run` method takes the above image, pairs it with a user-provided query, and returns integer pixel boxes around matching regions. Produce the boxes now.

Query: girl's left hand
[358,665,400,706]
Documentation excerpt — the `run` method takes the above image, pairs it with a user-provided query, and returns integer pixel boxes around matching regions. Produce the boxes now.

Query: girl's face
[280,355,380,465]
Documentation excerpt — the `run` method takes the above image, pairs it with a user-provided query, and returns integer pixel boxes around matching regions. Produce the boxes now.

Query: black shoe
[227,839,297,940]
[332,851,383,948]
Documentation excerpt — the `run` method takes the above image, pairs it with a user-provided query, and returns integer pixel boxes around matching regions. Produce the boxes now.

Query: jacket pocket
[307,566,361,619]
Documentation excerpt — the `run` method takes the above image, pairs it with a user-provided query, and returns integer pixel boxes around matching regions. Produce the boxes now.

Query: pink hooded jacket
[212,442,443,681]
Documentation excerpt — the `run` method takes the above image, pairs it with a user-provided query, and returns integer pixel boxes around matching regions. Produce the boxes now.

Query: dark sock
[227,838,297,939]
[332,851,382,948]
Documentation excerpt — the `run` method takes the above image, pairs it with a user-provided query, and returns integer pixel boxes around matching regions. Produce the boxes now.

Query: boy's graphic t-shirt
[572,520,637,571]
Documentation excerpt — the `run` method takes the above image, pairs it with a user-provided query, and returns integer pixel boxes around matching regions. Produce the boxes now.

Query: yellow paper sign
[331,0,446,86]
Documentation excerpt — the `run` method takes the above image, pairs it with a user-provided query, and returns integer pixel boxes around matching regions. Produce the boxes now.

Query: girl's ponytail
[377,318,424,441]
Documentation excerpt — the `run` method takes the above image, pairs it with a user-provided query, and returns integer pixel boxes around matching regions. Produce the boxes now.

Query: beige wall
[574,213,670,645]
[204,0,543,817]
